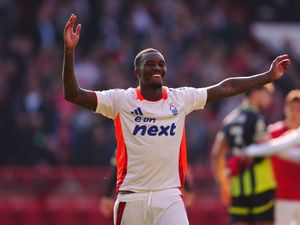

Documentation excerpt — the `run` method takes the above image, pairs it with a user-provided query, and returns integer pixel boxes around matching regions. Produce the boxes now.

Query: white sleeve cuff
[279,147,300,163]
[245,128,300,157]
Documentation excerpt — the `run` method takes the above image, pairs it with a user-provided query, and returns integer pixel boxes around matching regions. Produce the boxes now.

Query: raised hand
[269,54,291,80]
[64,14,81,51]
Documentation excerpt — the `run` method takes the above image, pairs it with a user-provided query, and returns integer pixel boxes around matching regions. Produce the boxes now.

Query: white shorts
[275,199,300,225]
[113,188,189,225]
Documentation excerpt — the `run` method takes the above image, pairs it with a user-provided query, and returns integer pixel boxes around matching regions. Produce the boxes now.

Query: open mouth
[152,74,162,78]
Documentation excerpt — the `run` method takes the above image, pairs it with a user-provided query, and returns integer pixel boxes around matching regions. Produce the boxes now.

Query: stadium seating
[0,195,44,225]
[0,165,227,225]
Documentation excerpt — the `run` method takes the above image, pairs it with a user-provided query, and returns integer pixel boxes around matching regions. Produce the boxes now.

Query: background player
[269,89,300,225]
[211,84,276,225]
[63,14,291,225]
[242,90,300,225]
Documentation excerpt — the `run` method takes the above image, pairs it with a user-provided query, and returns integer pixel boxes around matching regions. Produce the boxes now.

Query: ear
[134,68,141,80]
[283,104,289,117]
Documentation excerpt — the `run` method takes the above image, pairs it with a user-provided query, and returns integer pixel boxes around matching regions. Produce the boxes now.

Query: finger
[277,53,289,59]
[66,14,74,26]
[75,24,81,36]
[281,62,291,68]
[279,59,291,66]
[64,21,72,30]
[69,13,76,22]
[273,55,288,65]
[282,63,291,70]
[69,14,76,25]
[65,16,75,30]
[280,62,291,71]
[67,14,77,29]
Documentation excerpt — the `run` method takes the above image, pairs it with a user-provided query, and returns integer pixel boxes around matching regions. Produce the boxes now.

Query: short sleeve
[176,87,207,114]
[94,89,126,119]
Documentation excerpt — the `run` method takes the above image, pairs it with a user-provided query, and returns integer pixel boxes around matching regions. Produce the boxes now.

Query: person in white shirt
[62,14,291,225]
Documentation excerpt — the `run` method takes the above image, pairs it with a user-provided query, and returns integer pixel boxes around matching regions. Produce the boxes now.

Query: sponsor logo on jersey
[133,123,176,136]
[134,116,156,123]
[130,107,177,136]
[131,107,156,123]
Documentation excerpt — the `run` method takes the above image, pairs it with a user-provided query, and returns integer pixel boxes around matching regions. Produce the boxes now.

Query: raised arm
[244,128,300,157]
[206,54,291,103]
[62,14,97,111]
[278,148,300,163]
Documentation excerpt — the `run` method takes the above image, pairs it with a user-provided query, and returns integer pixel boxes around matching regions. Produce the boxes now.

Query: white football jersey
[95,86,207,192]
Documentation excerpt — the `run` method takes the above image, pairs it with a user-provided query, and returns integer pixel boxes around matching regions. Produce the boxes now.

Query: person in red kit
[241,90,300,225]
[268,90,300,225]
[212,88,300,225]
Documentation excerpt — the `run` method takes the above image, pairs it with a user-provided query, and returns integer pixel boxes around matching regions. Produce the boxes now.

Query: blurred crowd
[1,0,300,166]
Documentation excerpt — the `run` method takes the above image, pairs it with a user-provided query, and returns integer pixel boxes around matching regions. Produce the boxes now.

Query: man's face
[285,100,300,126]
[136,52,167,89]
[256,89,273,110]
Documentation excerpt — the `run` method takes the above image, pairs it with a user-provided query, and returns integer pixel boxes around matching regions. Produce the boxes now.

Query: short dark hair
[134,48,161,68]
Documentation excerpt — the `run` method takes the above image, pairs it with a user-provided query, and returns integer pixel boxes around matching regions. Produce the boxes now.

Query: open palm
[64,14,81,50]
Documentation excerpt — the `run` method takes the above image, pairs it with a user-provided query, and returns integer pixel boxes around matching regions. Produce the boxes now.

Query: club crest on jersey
[169,104,178,115]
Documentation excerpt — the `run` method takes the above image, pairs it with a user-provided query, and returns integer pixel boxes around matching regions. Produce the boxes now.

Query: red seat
[44,195,113,225]
[0,195,44,225]
[188,197,228,225]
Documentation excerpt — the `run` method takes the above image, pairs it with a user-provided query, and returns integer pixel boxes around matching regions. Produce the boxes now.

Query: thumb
[75,24,81,37]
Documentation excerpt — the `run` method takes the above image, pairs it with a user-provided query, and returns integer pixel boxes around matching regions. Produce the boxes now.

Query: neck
[140,86,163,101]
[246,98,261,112]
[285,119,300,129]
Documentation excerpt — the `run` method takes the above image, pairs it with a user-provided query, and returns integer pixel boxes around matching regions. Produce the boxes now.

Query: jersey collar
[135,86,168,101]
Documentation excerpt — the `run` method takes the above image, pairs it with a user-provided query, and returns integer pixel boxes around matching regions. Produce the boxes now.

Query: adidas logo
[131,107,143,116]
